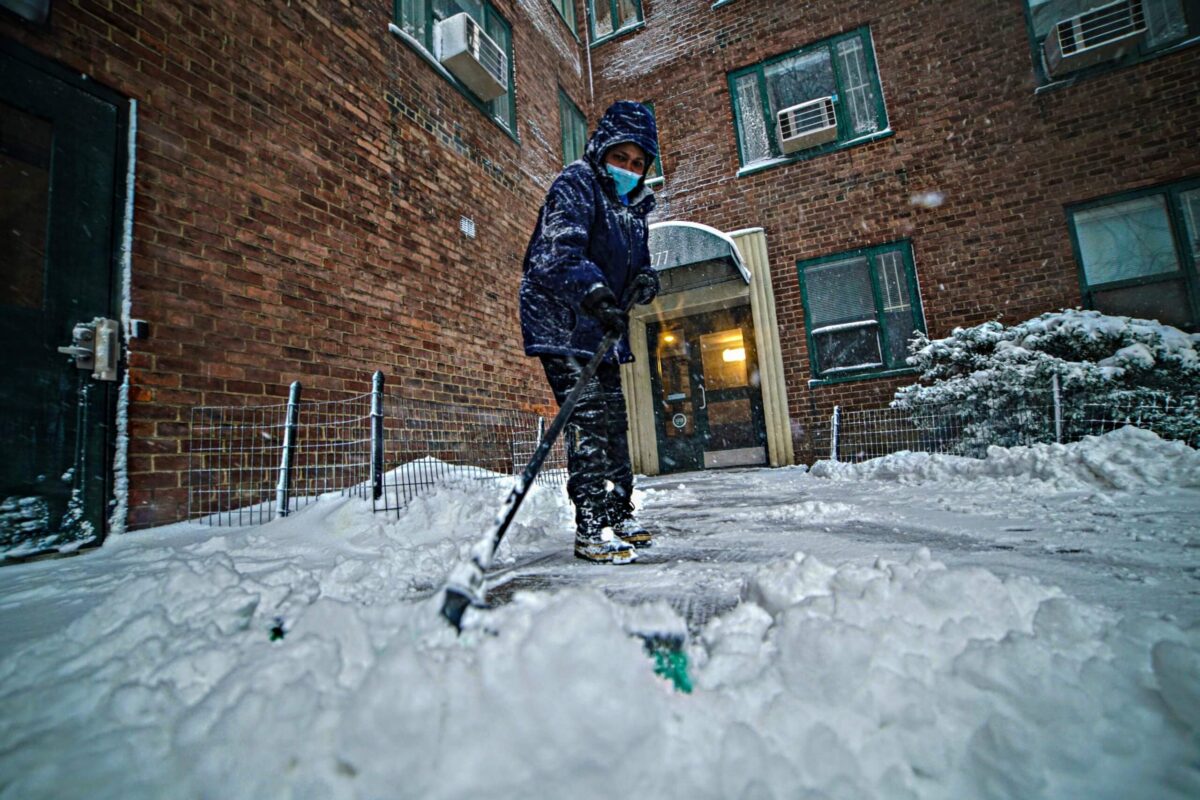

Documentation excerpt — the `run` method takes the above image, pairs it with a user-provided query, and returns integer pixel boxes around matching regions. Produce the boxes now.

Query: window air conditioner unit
[1043,0,1146,77]
[776,96,838,154]
[435,12,508,101]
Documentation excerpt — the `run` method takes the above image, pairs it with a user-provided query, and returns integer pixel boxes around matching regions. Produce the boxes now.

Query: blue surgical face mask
[605,163,641,198]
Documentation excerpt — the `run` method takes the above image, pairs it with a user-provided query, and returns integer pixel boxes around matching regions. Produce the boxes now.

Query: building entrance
[1,44,124,557]
[647,304,767,473]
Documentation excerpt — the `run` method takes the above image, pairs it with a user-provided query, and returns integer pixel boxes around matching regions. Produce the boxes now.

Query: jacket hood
[584,100,659,175]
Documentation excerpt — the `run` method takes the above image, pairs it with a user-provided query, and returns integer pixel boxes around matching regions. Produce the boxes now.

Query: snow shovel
[440,302,633,632]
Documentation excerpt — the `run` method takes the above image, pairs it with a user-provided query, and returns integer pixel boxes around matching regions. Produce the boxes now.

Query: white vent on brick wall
[1044,0,1146,77]
[435,12,507,101]
[776,96,839,155]
[459,216,476,238]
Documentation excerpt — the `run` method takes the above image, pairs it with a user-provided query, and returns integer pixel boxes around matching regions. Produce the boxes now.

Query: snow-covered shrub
[892,310,1200,455]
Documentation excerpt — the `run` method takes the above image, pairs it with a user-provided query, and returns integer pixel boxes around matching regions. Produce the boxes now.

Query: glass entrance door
[648,305,767,473]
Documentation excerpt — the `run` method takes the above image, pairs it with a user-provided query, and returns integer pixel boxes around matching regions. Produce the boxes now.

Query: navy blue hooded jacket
[519,101,661,364]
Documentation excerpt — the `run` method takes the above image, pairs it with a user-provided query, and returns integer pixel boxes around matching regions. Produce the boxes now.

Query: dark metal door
[648,305,767,473]
[1,45,122,557]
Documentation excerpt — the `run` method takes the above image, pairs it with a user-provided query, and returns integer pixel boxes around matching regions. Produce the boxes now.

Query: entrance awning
[648,221,750,284]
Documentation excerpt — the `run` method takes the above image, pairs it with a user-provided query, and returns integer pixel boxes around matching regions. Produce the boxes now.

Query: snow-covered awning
[648,221,750,284]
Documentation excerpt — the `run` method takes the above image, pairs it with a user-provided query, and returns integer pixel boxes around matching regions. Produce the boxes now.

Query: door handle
[698,384,707,409]
[58,317,119,381]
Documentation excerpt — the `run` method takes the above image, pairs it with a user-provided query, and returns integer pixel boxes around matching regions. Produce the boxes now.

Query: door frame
[646,305,767,473]
[623,227,794,475]
[2,37,134,553]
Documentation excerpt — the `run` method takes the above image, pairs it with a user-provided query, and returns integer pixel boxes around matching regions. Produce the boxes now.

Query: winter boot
[574,530,638,564]
[607,493,651,547]
[611,515,651,547]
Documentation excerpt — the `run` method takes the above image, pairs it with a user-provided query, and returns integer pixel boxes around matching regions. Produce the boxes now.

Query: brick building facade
[588,0,1199,462]
[1,0,1196,542]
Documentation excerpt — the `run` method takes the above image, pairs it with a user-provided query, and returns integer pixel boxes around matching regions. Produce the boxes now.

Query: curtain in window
[593,0,614,36]
[399,0,429,42]
[806,257,882,372]
[734,73,771,164]
[1073,195,1180,284]
[617,0,639,30]
[807,257,875,325]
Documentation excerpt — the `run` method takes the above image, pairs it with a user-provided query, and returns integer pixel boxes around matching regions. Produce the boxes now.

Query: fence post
[830,405,841,462]
[370,371,385,501]
[275,381,302,518]
[1051,373,1063,444]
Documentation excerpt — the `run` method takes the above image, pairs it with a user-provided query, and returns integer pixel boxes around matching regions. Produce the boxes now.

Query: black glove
[580,284,628,336]
[629,272,658,306]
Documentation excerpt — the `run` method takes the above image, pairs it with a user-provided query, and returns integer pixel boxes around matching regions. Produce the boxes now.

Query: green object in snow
[645,638,692,694]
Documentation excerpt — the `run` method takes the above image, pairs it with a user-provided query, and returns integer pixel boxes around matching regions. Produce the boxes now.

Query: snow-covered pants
[540,356,635,537]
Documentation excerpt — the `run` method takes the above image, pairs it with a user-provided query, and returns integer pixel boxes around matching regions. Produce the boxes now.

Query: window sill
[590,21,646,48]
[1033,34,1200,95]
[736,129,893,178]
[711,0,737,7]
[387,23,519,144]
[645,176,664,188]
[807,366,917,388]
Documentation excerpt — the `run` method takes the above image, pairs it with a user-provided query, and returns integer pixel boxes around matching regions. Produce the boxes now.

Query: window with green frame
[642,101,663,185]
[728,27,888,171]
[798,241,925,381]
[393,0,517,133]
[589,0,643,43]
[1067,180,1200,331]
[551,0,577,34]
[559,90,587,166]
[1024,0,1199,84]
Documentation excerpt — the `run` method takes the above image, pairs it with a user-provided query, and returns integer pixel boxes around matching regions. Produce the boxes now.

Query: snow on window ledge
[821,362,885,375]
[811,319,879,336]
[388,23,453,84]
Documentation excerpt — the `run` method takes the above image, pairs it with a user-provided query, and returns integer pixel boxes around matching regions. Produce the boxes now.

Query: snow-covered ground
[1,426,1198,799]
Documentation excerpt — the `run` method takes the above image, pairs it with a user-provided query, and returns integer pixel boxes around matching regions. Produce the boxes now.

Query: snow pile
[0,435,1197,798]
[712,549,1200,798]
[812,426,1200,491]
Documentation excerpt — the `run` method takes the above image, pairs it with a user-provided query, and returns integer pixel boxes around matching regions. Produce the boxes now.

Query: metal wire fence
[187,373,566,526]
[825,392,1199,463]
[374,395,567,515]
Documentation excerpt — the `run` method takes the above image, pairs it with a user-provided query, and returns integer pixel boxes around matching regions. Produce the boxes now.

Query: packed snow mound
[811,426,1200,491]
[716,549,1200,799]
[1,441,1197,798]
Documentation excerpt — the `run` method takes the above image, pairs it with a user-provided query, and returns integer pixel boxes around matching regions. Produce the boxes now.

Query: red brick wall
[2,0,589,527]
[590,0,1200,462]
